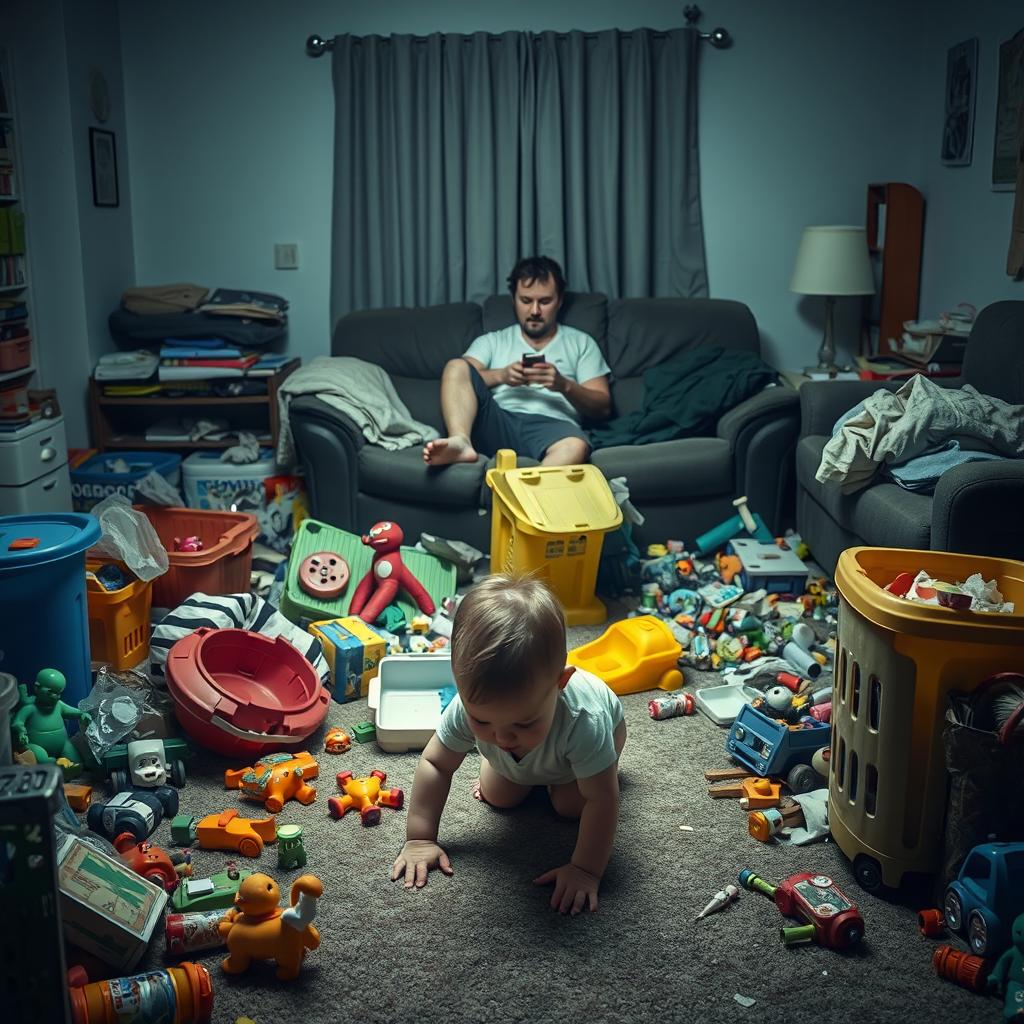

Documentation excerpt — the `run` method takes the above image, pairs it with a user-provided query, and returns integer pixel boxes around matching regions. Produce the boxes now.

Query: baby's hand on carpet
[533,863,600,914]
[391,839,454,890]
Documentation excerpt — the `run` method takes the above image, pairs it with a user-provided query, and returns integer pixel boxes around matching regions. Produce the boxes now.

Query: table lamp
[790,225,875,374]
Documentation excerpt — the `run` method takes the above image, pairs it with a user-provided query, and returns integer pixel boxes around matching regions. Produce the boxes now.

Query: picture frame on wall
[941,37,978,166]
[89,127,119,207]
[992,27,1024,191]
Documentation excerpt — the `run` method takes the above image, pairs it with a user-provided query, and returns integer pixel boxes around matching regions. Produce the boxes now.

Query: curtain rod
[305,9,731,58]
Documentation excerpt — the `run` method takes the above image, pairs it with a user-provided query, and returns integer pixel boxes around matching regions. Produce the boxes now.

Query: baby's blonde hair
[450,574,567,703]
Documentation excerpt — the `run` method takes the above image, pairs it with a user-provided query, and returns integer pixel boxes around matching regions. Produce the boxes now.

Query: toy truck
[944,842,1024,958]
[726,703,830,791]
[86,787,179,842]
[102,738,190,792]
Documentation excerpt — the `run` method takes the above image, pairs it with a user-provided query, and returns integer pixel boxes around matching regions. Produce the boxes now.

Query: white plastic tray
[367,653,456,753]
[693,682,761,726]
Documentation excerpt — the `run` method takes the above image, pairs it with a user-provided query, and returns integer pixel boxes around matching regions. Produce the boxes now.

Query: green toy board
[280,518,457,626]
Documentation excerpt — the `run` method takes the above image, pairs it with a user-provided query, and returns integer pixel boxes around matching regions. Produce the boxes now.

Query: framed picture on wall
[941,38,978,166]
[992,27,1024,191]
[89,127,119,207]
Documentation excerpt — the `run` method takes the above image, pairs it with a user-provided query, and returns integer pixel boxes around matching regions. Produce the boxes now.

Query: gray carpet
[129,606,993,1024]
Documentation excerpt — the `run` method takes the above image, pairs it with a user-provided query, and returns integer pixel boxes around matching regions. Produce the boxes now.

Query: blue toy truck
[944,842,1024,958]
[726,703,830,792]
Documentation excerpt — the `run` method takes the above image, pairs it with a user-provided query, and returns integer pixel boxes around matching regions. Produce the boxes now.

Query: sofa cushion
[605,298,759,379]
[482,292,609,354]
[358,444,486,509]
[591,438,733,502]
[332,302,482,378]
[797,436,932,549]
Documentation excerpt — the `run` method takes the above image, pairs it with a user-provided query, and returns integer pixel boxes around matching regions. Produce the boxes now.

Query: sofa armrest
[716,384,800,449]
[798,380,901,438]
[288,395,365,532]
[931,460,1024,560]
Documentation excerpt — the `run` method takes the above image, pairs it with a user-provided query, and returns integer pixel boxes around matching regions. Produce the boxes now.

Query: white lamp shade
[790,225,876,296]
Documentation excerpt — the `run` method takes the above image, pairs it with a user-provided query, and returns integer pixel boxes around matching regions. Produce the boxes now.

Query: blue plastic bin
[0,513,101,708]
[70,451,181,512]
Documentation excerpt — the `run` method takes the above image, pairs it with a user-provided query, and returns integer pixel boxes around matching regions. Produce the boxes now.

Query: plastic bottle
[648,693,695,720]
[68,962,213,1023]
[166,911,228,955]
[932,944,989,993]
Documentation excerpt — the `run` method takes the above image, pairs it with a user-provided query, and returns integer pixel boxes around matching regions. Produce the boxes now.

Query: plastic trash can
[485,449,623,625]
[829,546,1024,893]
[0,513,101,706]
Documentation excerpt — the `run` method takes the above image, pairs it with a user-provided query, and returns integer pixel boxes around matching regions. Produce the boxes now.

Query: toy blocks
[352,721,376,744]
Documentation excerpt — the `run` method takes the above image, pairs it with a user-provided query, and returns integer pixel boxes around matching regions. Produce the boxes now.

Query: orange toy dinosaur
[224,751,319,813]
[219,873,323,981]
[327,769,404,826]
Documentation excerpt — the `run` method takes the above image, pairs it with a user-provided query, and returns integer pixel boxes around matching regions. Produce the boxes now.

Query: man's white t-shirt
[435,668,625,786]
[463,324,610,426]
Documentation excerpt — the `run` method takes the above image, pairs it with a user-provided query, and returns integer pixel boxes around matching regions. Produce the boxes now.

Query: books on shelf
[0,254,25,287]
[855,356,961,381]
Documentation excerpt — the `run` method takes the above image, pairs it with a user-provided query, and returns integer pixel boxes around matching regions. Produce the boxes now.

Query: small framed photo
[940,37,978,167]
[89,127,119,207]
[992,28,1024,191]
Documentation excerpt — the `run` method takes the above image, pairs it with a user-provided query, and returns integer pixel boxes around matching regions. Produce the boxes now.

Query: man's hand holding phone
[522,352,564,393]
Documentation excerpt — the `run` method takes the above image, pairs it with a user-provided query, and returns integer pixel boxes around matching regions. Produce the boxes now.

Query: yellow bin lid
[486,450,623,535]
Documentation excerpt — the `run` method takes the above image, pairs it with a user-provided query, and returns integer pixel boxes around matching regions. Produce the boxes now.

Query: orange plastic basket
[830,546,1024,891]
[134,506,259,609]
[86,559,153,671]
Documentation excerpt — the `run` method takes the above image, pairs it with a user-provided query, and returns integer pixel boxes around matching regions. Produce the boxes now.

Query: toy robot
[12,669,91,764]
[349,521,435,624]
[988,912,1024,1020]
[277,824,308,870]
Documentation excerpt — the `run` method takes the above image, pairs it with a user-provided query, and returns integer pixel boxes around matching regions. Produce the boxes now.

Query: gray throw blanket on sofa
[587,347,778,450]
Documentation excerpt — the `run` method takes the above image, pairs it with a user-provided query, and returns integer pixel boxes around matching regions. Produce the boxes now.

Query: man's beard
[521,317,550,339]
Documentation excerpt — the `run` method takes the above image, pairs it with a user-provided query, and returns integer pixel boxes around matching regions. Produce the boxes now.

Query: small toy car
[944,842,1024,957]
[113,831,191,893]
[102,738,189,792]
[196,808,277,858]
[170,813,199,845]
[171,864,252,912]
[324,727,352,754]
[224,751,319,813]
[86,786,179,842]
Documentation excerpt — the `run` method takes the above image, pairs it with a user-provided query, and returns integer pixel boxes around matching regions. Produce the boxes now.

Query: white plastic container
[693,682,761,726]
[182,448,277,512]
[367,653,456,753]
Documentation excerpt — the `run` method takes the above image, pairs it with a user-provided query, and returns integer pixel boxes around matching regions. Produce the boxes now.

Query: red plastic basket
[134,506,258,609]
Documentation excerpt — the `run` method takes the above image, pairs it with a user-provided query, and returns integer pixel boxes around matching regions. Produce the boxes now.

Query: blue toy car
[86,786,179,843]
[944,842,1024,957]
[726,702,830,792]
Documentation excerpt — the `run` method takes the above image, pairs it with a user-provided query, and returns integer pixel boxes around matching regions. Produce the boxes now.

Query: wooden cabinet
[865,183,925,356]
[88,359,299,452]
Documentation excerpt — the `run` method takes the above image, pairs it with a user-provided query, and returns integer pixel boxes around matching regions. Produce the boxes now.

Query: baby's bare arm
[406,734,465,841]
[570,763,620,878]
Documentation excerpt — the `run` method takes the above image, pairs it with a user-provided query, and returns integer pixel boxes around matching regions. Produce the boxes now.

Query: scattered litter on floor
[734,994,756,1008]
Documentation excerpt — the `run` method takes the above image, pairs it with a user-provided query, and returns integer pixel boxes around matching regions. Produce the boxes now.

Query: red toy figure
[349,521,435,624]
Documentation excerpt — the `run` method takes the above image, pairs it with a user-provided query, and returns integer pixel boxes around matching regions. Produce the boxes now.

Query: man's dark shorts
[465,361,589,462]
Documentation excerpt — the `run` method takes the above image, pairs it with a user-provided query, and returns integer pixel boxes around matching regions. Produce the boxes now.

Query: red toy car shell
[113,831,191,893]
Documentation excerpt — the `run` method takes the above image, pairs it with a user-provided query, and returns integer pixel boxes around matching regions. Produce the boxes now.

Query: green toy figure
[12,668,91,764]
[277,823,307,870]
[988,912,1024,1020]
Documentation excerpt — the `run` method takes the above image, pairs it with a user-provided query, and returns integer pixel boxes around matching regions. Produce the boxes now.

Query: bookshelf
[88,358,299,452]
[0,49,36,406]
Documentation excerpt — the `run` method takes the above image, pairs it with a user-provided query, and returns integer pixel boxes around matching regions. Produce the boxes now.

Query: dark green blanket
[588,347,778,449]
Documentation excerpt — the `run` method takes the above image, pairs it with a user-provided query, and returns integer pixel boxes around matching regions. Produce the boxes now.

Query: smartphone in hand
[522,352,546,367]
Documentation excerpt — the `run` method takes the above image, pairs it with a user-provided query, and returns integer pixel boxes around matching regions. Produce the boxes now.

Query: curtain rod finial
[706,27,732,49]
[683,4,702,26]
[306,34,331,58]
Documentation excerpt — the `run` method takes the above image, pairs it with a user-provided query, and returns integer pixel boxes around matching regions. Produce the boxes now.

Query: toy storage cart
[134,506,258,609]
[485,449,622,626]
[830,547,1024,892]
[0,513,100,706]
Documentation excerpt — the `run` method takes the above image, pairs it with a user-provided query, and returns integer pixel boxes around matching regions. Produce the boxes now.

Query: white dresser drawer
[0,462,72,515]
[0,415,69,487]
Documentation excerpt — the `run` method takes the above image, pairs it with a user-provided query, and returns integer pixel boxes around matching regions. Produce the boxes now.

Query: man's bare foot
[423,435,479,466]
[472,778,489,803]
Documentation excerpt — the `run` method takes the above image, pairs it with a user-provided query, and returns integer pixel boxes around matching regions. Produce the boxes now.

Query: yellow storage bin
[830,546,1024,893]
[485,449,622,626]
[86,559,153,671]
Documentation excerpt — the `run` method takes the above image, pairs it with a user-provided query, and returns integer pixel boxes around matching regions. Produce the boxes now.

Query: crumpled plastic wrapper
[78,668,157,761]
[958,573,1014,613]
[87,494,169,581]
[134,468,185,506]
[608,476,645,526]
[221,431,262,465]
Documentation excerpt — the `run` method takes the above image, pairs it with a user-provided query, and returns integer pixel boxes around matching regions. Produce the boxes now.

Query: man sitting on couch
[423,255,612,467]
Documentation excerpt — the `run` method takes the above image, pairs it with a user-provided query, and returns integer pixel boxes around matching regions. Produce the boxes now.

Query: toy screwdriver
[738,869,865,950]
[696,883,740,920]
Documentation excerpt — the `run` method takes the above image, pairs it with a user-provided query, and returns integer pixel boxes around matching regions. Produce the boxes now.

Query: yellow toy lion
[219,872,322,981]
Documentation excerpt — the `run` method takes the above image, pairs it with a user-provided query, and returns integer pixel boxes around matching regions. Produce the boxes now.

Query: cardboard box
[57,833,167,970]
